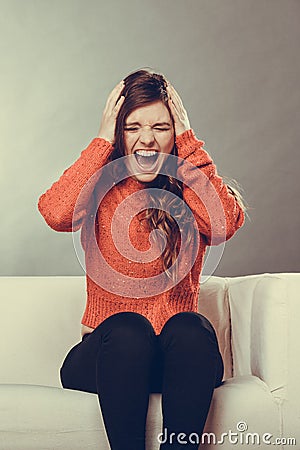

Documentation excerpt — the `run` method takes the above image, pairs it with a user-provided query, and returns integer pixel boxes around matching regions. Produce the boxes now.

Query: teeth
[135,150,157,157]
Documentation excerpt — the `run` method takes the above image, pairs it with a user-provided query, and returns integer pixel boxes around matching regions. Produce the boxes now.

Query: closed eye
[124,127,170,131]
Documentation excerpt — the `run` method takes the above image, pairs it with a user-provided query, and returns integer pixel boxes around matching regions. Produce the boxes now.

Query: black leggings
[60,311,224,450]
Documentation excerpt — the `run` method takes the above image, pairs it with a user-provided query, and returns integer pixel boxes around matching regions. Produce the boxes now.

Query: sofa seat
[0,375,279,450]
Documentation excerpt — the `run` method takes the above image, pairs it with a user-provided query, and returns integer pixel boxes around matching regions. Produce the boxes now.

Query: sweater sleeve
[176,129,245,246]
[37,138,113,232]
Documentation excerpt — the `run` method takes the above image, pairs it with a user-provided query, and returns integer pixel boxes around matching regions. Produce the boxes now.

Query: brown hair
[107,68,248,281]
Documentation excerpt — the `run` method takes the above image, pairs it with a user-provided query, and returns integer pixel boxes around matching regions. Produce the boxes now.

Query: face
[123,101,175,183]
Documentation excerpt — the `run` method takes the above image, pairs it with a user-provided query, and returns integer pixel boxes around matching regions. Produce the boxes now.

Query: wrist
[174,119,191,135]
[175,129,206,159]
[176,128,196,143]
[97,134,114,145]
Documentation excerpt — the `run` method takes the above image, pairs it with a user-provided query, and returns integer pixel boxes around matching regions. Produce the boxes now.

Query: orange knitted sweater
[38,129,244,334]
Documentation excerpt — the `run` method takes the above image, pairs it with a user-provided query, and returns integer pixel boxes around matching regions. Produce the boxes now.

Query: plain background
[1,0,299,277]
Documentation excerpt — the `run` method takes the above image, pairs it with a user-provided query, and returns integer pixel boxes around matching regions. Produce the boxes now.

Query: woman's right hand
[97,80,125,144]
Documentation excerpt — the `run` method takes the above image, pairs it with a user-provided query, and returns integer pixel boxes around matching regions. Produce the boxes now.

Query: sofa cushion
[0,376,280,450]
[0,384,106,450]
[203,375,280,450]
[0,276,86,387]
[199,276,232,379]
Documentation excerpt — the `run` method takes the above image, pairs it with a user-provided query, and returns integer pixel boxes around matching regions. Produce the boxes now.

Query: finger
[107,81,124,107]
[167,97,180,120]
[168,88,187,122]
[113,95,125,116]
[168,84,184,108]
[167,88,181,115]
[166,84,179,108]
[106,81,125,110]
[111,80,125,95]
[167,83,183,105]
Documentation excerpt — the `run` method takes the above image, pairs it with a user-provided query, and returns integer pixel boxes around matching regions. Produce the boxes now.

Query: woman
[38,69,247,450]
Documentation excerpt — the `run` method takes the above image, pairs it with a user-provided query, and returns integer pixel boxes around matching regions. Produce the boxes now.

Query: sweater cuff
[78,137,113,172]
[88,137,113,155]
[175,129,205,159]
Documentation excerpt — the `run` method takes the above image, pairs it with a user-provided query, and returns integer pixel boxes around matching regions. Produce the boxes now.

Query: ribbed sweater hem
[81,279,199,335]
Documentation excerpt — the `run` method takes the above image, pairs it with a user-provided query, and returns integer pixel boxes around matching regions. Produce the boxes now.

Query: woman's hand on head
[97,80,125,144]
[166,82,191,136]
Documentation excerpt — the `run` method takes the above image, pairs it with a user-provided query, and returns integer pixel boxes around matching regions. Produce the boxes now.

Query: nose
[139,128,155,146]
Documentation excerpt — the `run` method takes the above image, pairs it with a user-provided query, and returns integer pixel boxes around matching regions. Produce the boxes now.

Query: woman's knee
[160,312,219,349]
[95,312,156,348]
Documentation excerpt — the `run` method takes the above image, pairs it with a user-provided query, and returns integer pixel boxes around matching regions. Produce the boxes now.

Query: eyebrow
[124,121,172,127]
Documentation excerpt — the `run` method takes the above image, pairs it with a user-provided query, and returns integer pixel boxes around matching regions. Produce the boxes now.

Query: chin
[133,172,158,183]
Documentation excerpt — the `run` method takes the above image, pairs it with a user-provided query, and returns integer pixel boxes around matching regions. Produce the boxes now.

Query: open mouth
[134,149,160,171]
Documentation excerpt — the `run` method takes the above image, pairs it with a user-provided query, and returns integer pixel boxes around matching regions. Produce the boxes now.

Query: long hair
[107,68,248,281]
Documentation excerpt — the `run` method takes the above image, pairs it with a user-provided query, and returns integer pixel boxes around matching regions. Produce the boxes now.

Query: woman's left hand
[166,82,191,136]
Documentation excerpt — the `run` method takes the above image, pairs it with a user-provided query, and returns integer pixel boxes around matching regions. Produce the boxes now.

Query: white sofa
[0,273,299,450]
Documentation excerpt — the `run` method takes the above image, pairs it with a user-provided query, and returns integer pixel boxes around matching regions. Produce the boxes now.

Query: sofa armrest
[228,273,300,404]
[250,273,300,442]
[250,276,288,400]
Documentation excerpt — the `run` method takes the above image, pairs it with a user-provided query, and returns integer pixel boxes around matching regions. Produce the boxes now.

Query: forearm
[176,129,245,245]
[37,137,112,232]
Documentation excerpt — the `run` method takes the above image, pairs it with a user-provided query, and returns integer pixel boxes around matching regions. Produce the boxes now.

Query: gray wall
[1,0,299,277]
